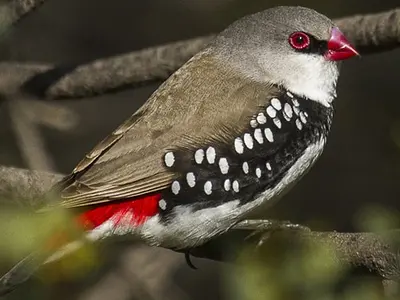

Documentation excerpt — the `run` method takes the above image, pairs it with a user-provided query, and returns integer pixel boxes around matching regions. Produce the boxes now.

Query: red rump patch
[78,193,161,230]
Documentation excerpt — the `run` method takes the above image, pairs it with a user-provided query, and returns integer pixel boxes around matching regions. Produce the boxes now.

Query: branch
[0,166,62,208]
[5,7,398,101]
[191,229,400,280]
[0,0,47,28]
[1,165,400,286]
[335,8,400,54]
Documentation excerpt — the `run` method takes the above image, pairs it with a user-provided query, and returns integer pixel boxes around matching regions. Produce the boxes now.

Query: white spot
[300,112,307,124]
[232,180,240,193]
[292,98,300,107]
[283,113,291,122]
[242,162,249,174]
[304,112,309,118]
[206,147,216,164]
[244,133,254,149]
[159,199,167,210]
[204,181,213,195]
[256,167,262,178]
[224,179,231,191]
[172,181,180,195]
[264,128,274,142]
[266,106,277,118]
[284,103,293,118]
[194,149,204,164]
[286,91,294,98]
[266,162,272,171]
[164,152,175,167]
[271,98,282,110]
[186,172,196,188]
[293,106,300,116]
[273,118,282,129]
[250,119,258,128]
[219,157,229,175]
[234,137,244,154]
[296,118,303,130]
[254,128,264,144]
[256,113,267,124]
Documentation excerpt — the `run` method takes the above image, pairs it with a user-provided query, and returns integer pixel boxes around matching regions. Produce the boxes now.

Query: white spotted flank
[224,179,231,191]
[266,106,277,118]
[256,167,262,178]
[194,149,204,164]
[171,181,180,195]
[292,98,300,107]
[264,128,274,142]
[284,103,293,118]
[256,113,267,124]
[244,133,254,149]
[206,147,216,164]
[242,162,249,174]
[232,180,240,193]
[164,152,175,167]
[158,199,167,210]
[273,118,282,129]
[300,112,307,124]
[254,128,264,144]
[204,181,213,195]
[219,157,229,175]
[186,172,196,188]
[296,118,303,130]
[234,137,244,154]
[271,98,282,110]
[250,119,258,128]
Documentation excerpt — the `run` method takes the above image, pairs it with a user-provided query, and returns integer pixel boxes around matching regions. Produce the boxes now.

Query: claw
[184,251,198,270]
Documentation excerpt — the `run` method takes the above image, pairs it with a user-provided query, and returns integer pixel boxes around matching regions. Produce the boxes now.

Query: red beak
[325,27,359,61]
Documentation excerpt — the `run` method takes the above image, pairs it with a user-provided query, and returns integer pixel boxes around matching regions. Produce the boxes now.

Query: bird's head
[211,6,359,107]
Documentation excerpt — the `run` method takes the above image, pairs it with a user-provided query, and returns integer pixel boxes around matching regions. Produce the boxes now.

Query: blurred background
[0,0,399,299]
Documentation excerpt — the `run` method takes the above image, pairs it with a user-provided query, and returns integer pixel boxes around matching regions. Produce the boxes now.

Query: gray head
[211,6,358,107]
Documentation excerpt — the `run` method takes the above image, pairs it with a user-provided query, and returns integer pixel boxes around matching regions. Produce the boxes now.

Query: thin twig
[0,8,395,101]
[7,99,55,171]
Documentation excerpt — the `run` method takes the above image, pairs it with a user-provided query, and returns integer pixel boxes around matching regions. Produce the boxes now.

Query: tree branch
[0,7,396,101]
[0,0,47,28]
[335,8,400,54]
[0,166,62,208]
[1,165,400,285]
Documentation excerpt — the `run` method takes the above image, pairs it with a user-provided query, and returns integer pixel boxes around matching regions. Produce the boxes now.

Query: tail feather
[0,215,118,296]
[0,252,45,296]
[0,235,91,296]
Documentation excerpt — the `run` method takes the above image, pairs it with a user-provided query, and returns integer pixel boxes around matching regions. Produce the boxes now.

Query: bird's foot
[231,219,310,247]
[184,250,198,270]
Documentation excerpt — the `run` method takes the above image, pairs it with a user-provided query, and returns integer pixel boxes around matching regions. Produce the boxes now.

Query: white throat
[278,54,339,107]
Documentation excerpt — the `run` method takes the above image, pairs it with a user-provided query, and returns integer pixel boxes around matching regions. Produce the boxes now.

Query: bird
[0,5,358,294]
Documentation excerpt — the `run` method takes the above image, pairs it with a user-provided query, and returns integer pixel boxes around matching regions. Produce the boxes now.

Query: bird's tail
[0,238,86,296]
[0,209,99,297]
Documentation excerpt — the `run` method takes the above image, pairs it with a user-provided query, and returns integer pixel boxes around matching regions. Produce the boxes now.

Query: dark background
[0,0,399,299]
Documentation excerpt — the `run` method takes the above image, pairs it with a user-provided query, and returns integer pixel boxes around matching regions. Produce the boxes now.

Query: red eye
[288,32,311,50]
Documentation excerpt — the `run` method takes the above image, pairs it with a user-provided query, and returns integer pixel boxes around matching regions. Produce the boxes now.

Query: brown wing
[48,51,279,209]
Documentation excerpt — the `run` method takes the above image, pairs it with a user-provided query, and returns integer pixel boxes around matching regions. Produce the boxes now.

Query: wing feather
[47,51,279,210]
